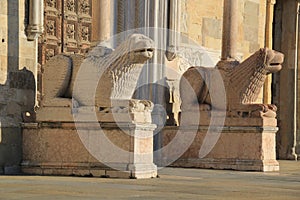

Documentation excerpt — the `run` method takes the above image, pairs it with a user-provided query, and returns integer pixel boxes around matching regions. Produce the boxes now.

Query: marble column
[113,0,170,165]
[92,0,112,44]
[263,0,276,104]
[166,0,181,61]
[99,0,112,42]
[221,0,238,61]
[26,0,44,41]
[26,0,44,108]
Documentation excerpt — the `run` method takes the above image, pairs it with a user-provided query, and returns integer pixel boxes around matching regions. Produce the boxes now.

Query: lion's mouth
[269,55,283,68]
[133,48,154,59]
[134,48,154,53]
[270,63,281,66]
[269,62,282,67]
[265,50,284,73]
[266,62,282,73]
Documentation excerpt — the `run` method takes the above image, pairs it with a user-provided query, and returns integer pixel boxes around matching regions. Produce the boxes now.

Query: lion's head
[126,34,155,63]
[262,48,284,74]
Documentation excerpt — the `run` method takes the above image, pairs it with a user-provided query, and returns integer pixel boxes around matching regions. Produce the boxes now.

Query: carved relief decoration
[66,0,76,12]
[40,0,92,63]
[66,24,76,39]
[79,0,90,14]
[46,0,57,8]
[40,0,62,68]
[46,20,56,36]
[46,49,55,60]
[80,25,89,41]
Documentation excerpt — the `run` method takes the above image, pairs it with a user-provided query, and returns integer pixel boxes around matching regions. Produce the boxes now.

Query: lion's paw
[129,99,154,112]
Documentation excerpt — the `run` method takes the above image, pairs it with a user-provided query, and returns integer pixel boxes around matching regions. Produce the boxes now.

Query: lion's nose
[147,51,153,58]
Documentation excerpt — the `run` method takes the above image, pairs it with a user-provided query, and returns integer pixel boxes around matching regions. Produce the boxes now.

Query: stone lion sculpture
[42,34,155,110]
[180,48,284,117]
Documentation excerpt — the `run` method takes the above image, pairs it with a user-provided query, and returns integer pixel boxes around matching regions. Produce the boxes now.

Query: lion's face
[127,34,155,63]
[262,48,284,74]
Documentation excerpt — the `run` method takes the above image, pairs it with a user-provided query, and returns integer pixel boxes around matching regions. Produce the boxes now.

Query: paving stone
[0,161,299,199]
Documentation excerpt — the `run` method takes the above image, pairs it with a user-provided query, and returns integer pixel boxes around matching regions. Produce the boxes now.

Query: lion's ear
[260,47,267,54]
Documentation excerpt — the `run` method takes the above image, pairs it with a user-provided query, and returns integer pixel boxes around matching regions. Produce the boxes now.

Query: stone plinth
[35,106,152,124]
[0,125,22,174]
[163,114,279,171]
[180,111,277,127]
[21,122,157,179]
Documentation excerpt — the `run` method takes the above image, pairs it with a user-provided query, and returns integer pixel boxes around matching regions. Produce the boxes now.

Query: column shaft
[221,0,238,60]
[92,0,112,43]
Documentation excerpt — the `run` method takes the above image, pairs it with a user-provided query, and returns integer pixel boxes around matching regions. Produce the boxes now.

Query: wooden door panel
[39,0,92,63]
[63,0,79,53]
[63,0,92,54]
[77,0,92,53]
[39,0,63,65]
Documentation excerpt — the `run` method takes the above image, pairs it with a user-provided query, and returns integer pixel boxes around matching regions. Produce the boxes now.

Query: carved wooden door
[62,0,92,54]
[38,0,92,102]
[39,0,92,64]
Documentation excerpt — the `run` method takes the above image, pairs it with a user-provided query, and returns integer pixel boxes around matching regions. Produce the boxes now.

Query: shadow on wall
[0,0,36,175]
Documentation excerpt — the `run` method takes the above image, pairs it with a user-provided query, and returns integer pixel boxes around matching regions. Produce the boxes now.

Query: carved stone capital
[27,24,44,41]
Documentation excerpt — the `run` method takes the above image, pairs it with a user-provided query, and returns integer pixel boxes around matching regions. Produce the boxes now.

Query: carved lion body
[42,34,154,109]
[180,48,284,117]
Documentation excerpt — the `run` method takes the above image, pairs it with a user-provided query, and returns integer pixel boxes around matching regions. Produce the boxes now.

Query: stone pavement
[0,161,299,200]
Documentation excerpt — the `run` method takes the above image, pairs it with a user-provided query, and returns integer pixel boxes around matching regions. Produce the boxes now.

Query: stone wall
[273,0,299,160]
[179,0,267,102]
[0,0,37,174]
[181,0,266,58]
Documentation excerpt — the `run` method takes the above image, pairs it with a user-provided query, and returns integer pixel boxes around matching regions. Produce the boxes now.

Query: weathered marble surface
[180,48,284,118]
[22,122,157,179]
[162,126,279,172]
[42,34,154,109]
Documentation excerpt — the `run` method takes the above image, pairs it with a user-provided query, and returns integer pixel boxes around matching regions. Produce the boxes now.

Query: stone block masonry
[0,0,38,174]
[22,122,158,179]
[163,125,279,172]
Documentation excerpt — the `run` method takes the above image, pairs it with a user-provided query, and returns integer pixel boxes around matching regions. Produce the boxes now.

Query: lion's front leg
[229,103,277,118]
[243,103,277,113]
[180,67,212,112]
[129,99,154,112]
[250,104,277,118]
[267,104,277,112]
[108,99,154,113]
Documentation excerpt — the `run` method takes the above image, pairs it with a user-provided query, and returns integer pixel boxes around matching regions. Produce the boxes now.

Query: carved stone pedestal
[163,111,279,172]
[21,106,157,179]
